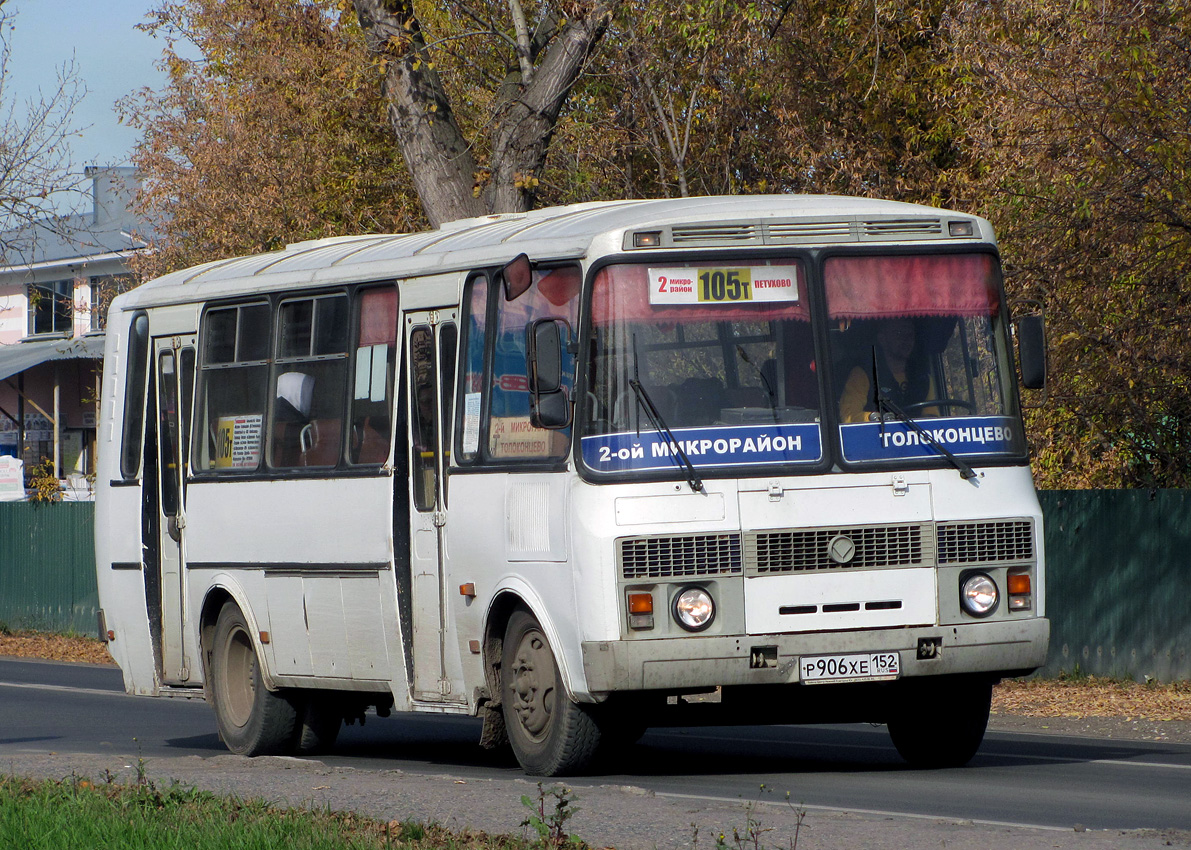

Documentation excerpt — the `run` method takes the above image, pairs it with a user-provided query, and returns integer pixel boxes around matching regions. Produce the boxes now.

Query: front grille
[938,520,1033,564]
[862,219,944,238]
[765,220,855,243]
[619,533,743,580]
[746,524,927,573]
[670,223,758,243]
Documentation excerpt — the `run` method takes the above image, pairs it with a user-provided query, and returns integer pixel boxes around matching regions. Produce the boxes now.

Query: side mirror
[502,253,533,301]
[527,318,571,429]
[1016,313,1046,390]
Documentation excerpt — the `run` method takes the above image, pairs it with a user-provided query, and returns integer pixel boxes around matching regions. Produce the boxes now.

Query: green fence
[0,494,1188,679]
[1038,490,1191,681]
[0,501,99,635]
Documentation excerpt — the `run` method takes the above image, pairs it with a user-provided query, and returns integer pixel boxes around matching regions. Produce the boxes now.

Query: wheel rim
[508,627,555,743]
[219,623,257,729]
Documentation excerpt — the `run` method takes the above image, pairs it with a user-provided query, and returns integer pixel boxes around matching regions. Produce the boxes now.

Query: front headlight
[673,586,715,631]
[960,573,999,617]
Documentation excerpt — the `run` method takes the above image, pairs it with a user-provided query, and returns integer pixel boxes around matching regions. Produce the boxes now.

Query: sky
[5,0,177,169]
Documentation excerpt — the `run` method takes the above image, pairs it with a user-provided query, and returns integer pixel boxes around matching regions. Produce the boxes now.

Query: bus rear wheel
[501,610,601,776]
[294,694,341,755]
[887,676,993,768]
[210,603,298,756]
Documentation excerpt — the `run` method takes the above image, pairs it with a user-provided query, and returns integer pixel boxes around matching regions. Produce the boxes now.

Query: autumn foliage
[122,0,1191,488]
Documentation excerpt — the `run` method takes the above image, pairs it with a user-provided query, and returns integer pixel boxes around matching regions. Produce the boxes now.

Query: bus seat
[352,416,391,465]
[302,418,342,467]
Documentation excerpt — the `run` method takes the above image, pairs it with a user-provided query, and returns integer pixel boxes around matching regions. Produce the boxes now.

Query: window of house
[90,275,136,331]
[31,280,73,335]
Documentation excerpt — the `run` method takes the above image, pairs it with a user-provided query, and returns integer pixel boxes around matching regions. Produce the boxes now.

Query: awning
[0,334,106,383]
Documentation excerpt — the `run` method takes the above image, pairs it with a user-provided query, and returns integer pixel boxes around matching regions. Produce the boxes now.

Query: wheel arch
[482,583,590,707]
[199,579,278,692]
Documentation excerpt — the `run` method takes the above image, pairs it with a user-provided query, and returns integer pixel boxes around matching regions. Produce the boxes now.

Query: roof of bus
[117,195,991,310]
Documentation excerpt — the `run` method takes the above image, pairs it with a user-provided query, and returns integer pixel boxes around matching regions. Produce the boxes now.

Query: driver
[839,318,938,422]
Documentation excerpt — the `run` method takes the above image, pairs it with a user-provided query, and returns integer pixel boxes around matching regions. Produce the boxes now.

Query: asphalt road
[2,657,1190,848]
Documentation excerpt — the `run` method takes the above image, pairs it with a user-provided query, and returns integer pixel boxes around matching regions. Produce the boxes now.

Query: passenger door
[404,310,461,701]
[150,335,196,684]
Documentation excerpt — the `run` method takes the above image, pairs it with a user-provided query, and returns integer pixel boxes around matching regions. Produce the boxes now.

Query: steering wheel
[902,398,976,415]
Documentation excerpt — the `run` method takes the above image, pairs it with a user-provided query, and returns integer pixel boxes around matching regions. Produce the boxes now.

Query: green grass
[0,775,536,850]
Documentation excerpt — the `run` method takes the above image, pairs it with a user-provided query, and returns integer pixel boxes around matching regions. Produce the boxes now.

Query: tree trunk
[354,0,615,224]
[484,4,614,213]
[352,0,483,227]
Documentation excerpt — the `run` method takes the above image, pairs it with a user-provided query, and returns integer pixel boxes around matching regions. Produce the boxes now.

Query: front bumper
[581,616,1049,694]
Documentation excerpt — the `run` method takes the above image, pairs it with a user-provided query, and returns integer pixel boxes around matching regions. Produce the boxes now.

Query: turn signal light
[1008,572,1032,610]
[627,592,654,630]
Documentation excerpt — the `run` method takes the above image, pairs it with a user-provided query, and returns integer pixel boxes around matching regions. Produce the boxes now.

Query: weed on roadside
[696,785,807,850]
[520,782,585,849]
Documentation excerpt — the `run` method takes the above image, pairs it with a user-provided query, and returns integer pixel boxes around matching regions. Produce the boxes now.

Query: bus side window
[486,264,579,461]
[409,325,437,510]
[120,311,150,479]
[270,294,349,469]
[349,286,398,465]
[457,274,489,463]
[193,303,270,472]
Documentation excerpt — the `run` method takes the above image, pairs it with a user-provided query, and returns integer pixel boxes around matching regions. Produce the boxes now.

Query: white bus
[95,195,1049,775]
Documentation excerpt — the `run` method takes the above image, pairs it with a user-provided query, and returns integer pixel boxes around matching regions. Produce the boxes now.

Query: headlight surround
[673,586,715,632]
[960,572,999,617]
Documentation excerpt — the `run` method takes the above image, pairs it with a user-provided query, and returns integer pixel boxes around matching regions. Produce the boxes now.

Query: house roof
[0,334,105,383]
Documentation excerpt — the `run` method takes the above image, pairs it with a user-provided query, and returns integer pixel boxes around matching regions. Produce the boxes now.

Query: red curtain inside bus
[824,254,1000,319]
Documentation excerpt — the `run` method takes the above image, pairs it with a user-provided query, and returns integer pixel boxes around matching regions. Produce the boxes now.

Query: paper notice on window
[355,346,373,400]
[462,392,482,454]
[369,344,388,402]
[214,414,263,469]
[489,415,554,458]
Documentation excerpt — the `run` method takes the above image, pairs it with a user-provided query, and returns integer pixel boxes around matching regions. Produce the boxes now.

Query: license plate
[799,651,900,684]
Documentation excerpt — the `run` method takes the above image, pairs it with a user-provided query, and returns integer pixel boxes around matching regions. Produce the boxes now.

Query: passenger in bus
[838,318,937,422]
[274,372,315,465]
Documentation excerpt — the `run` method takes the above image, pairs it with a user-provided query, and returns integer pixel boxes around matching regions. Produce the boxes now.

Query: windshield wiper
[629,378,704,493]
[870,348,977,482]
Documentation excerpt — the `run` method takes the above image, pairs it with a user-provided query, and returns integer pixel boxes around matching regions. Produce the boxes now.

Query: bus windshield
[581,253,1024,476]
[826,253,1025,465]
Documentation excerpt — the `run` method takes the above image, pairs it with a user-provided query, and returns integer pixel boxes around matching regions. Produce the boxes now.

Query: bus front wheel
[501,610,601,776]
[210,603,298,756]
[887,676,993,769]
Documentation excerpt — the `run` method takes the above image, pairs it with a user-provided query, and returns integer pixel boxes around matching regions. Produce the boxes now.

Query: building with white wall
[0,166,152,497]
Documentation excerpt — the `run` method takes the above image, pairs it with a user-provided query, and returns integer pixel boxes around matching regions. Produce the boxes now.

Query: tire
[210,603,298,756]
[501,610,601,776]
[294,694,341,756]
[887,677,993,769]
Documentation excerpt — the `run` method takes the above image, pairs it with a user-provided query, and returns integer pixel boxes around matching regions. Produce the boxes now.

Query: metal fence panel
[0,494,1188,679]
[0,501,98,634]
[1038,490,1191,681]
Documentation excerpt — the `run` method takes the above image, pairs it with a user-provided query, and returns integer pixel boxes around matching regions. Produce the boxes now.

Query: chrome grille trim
[937,519,1033,564]
[745,524,931,574]
[619,533,743,580]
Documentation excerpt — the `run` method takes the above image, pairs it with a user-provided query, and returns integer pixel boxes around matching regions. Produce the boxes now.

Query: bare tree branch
[0,7,88,262]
